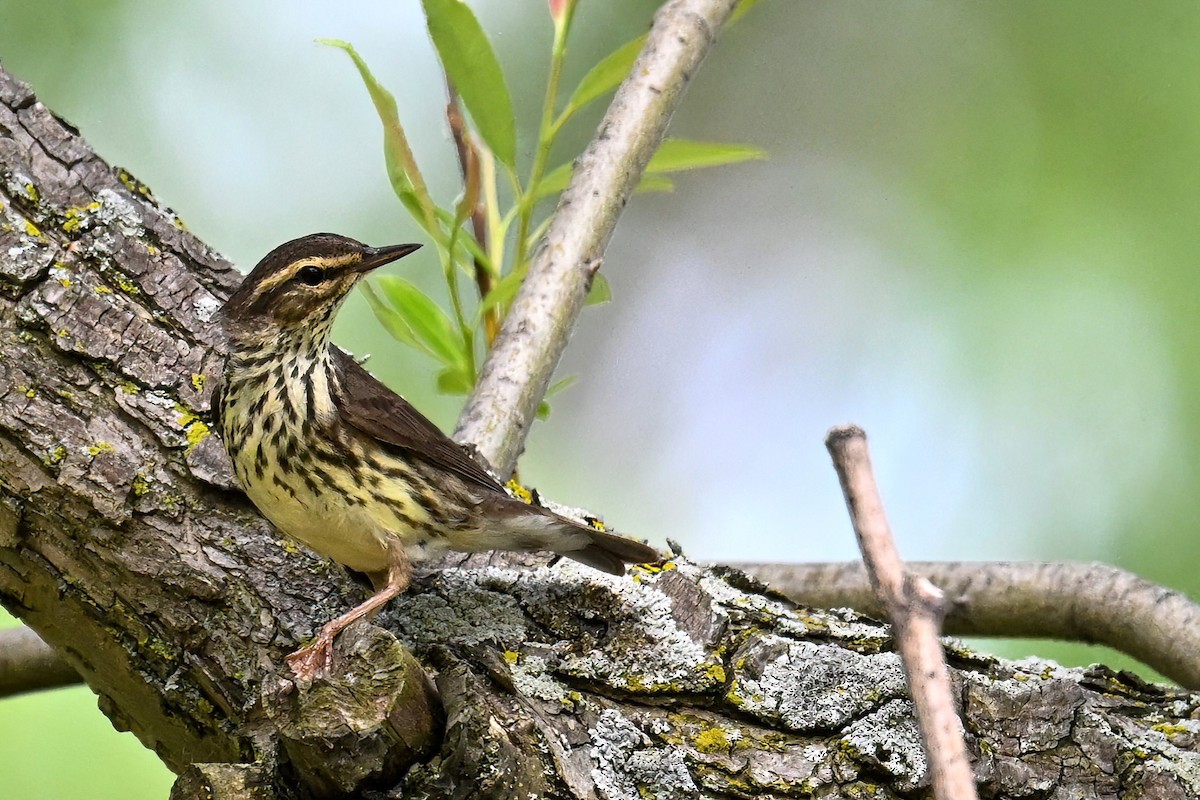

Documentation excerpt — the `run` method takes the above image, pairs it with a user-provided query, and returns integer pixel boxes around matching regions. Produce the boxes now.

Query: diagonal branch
[454,0,742,475]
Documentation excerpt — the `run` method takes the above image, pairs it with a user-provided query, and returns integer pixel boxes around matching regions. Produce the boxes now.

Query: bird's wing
[331,353,506,494]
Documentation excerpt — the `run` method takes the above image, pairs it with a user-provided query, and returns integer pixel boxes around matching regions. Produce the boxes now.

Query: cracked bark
[2,63,1199,800]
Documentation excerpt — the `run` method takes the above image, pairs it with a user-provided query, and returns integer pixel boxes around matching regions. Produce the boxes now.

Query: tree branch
[454,0,741,475]
[738,559,1200,689]
[4,20,1200,800]
[0,626,78,697]
[826,425,978,800]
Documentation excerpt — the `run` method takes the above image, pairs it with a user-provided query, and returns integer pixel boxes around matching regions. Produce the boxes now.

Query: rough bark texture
[2,63,1200,800]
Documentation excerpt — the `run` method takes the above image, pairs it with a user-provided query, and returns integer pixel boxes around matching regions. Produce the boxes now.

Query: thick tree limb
[826,426,977,800]
[738,560,1200,690]
[4,36,1200,800]
[454,0,741,475]
[0,626,78,696]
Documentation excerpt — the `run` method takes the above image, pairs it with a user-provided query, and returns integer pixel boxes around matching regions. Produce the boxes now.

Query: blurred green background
[4,1,1200,796]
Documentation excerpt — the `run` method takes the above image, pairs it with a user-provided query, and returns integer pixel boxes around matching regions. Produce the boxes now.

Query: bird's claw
[286,636,335,680]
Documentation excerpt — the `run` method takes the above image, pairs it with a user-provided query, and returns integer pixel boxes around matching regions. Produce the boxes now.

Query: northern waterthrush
[217,233,659,677]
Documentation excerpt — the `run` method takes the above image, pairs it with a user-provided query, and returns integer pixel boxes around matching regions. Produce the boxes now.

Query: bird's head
[221,233,420,341]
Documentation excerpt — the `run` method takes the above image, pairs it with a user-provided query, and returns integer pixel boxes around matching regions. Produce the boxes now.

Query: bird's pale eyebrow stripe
[249,254,359,299]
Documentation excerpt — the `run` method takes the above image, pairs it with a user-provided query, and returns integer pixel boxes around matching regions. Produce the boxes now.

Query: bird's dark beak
[354,243,423,274]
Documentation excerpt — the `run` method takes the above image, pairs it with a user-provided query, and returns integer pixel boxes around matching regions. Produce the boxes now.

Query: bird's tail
[460,497,661,575]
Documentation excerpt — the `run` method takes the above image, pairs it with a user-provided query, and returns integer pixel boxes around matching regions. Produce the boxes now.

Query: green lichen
[185,420,210,449]
[703,662,727,684]
[117,169,151,197]
[175,405,211,448]
[43,445,67,467]
[121,382,140,395]
[131,472,151,497]
[693,727,731,754]
[94,285,113,295]
[114,275,140,294]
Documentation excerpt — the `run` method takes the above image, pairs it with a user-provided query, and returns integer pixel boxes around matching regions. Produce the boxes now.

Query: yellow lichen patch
[185,420,211,449]
[19,385,36,398]
[506,479,533,504]
[190,373,207,392]
[175,407,211,450]
[87,442,116,457]
[23,219,42,238]
[43,445,68,467]
[703,662,727,684]
[502,650,519,665]
[117,169,152,197]
[114,275,140,294]
[636,560,677,576]
[94,285,113,294]
[131,472,151,497]
[24,183,39,202]
[586,516,607,532]
[693,726,731,755]
[121,382,140,395]
[56,276,72,288]
[146,243,159,256]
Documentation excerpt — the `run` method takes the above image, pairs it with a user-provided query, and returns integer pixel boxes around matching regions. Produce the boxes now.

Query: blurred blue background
[4,1,1200,796]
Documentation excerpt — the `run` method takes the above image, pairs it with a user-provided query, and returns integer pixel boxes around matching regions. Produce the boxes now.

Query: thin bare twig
[454,0,742,474]
[737,560,1200,689]
[826,425,978,800]
[0,626,80,698]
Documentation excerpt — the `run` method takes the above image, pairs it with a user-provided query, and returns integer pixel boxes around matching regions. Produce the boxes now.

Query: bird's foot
[286,635,335,681]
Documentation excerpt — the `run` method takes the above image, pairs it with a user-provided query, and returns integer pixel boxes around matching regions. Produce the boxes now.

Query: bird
[216,233,660,678]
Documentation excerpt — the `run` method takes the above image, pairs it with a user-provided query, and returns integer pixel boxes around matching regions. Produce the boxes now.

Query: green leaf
[536,375,578,420]
[546,375,577,397]
[646,138,767,174]
[362,282,424,352]
[533,163,674,204]
[532,161,573,202]
[564,34,645,116]
[731,0,761,23]
[635,175,675,194]
[318,39,433,226]
[422,0,517,167]
[436,365,474,395]
[480,265,527,313]
[376,275,469,371]
[585,272,611,305]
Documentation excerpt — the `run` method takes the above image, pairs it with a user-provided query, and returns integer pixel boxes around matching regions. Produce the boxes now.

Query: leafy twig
[454,0,745,474]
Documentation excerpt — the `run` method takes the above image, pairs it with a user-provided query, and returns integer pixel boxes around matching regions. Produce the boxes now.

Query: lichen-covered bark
[2,63,1199,800]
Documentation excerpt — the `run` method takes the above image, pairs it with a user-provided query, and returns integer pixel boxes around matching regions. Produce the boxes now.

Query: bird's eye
[295,265,324,286]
